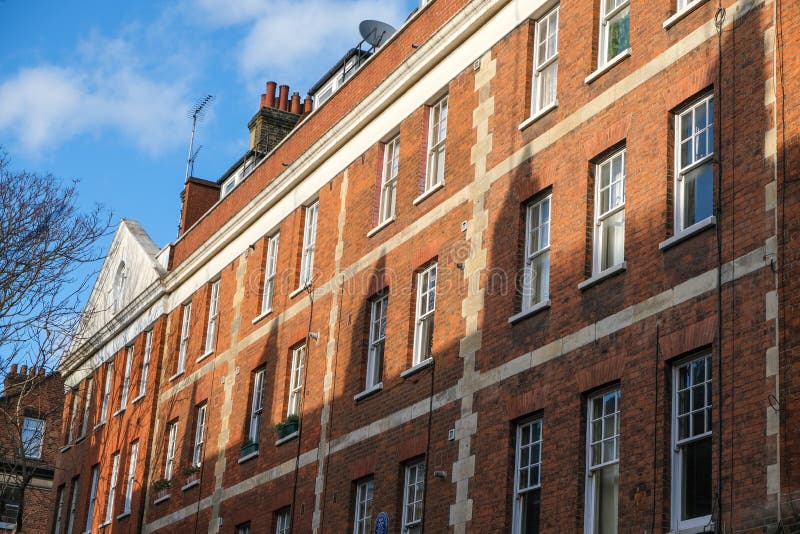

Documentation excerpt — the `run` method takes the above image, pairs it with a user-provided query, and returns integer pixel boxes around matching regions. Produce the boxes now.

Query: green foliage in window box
[274,414,300,438]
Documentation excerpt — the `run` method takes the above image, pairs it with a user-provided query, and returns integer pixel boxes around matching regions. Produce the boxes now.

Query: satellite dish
[359,20,396,48]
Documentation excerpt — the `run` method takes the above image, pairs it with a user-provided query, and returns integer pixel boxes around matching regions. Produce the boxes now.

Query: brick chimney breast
[248,81,302,154]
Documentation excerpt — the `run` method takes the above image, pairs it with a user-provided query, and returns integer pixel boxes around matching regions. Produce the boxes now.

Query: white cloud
[0,36,190,156]
[192,0,411,90]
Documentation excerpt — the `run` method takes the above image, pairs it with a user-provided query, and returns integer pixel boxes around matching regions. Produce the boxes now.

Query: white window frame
[119,345,133,409]
[123,441,138,514]
[674,95,714,233]
[366,293,388,389]
[379,136,400,224]
[192,403,207,467]
[85,466,99,533]
[287,345,306,417]
[68,392,78,443]
[677,0,703,12]
[523,195,551,310]
[593,149,626,275]
[100,361,113,424]
[80,377,93,437]
[353,477,375,534]
[402,460,425,533]
[138,330,152,398]
[54,485,65,534]
[412,264,437,365]
[177,302,192,374]
[205,280,220,354]
[512,418,542,534]
[236,523,251,534]
[671,353,713,531]
[66,477,79,534]
[531,5,559,115]
[584,388,620,534]
[165,421,178,481]
[21,416,45,459]
[275,508,291,534]
[104,453,120,524]
[299,202,319,289]
[112,261,127,313]
[425,96,448,192]
[598,0,631,67]
[249,369,265,443]
[262,234,280,314]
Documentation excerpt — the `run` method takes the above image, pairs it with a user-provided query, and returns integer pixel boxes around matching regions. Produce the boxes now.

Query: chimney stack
[248,80,304,154]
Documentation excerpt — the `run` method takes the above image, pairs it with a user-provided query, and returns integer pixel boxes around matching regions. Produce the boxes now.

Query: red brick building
[1,365,63,533]
[51,0,799,532]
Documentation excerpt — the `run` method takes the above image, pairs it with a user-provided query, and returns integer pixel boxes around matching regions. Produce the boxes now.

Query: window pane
[596,463,619,533]
[606,6,630,61]
[519,488,541,534]
[681,437,712,520]
[600,211,625,270]
[683,163,714,227]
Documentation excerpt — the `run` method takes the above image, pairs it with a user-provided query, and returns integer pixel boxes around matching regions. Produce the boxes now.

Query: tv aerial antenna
[185,94,214,182]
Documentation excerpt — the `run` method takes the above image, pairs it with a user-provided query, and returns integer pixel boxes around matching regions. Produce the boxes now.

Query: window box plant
[153,478,171,501]
[183,465,201,485]
[240,438,258,457]
[274,414,300,439]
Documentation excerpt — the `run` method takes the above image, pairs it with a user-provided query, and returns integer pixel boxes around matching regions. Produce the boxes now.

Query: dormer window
[112,262,127,313]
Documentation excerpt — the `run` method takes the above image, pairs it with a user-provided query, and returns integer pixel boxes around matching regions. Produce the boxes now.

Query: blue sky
[0,0,418,250]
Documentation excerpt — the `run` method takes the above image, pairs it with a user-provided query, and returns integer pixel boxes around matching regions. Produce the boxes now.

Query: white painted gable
[65,219,167,377]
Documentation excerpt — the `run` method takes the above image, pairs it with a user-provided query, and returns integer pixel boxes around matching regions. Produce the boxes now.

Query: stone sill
[116,511,131,520]
[658,217,716,251]
[578,262,627,290]
[237,451,259,464]
[252,309,273,325]
[354,383,384,402]
[663,0,709,29]
[289,285,311,299]
[584,48,631,84]
[153,494,171,505]
[131,394,145,405]
[275,431,299,447]
[181,479,200,491]
[113,408,125,417]
[93,422,105,431]
[412,182,444,205]
[367,217,396,238]
[518,102,557,130]
[196,350,214,363]
[508,300,551,324]
[59,444,72,453]
[400,358,434,379]
[168,371,185,383]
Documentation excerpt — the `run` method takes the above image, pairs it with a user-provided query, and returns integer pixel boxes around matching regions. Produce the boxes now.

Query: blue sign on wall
[374,511,389,534]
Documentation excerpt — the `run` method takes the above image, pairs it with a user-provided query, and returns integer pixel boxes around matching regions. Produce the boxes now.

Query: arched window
[112,262,127,312]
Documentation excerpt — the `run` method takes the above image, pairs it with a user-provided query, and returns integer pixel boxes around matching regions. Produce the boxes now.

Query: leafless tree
[0,149,110,531]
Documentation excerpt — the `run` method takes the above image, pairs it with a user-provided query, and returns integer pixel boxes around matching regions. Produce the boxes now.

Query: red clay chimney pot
[10,364,17,374]
[303,96,313,115]
[278,84,289,111]
[265,81,277,108]
[20,365,27,375]
[290,92,301,114]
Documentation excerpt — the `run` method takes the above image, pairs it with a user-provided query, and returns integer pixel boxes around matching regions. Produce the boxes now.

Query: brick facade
[51,0,799,533]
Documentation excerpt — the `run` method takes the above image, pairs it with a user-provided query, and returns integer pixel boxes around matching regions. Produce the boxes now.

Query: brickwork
[50,0,797,533]
[1,367,63,533]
